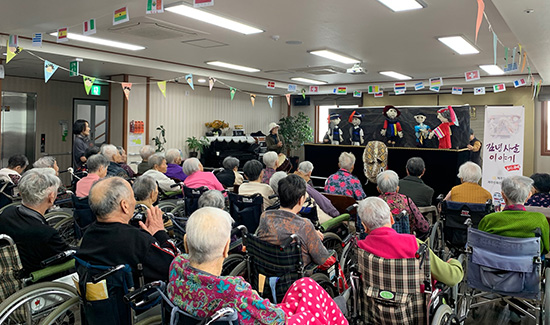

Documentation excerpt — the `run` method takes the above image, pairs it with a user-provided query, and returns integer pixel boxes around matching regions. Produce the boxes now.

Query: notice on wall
[481,106,525,210]
[129,134,144,147]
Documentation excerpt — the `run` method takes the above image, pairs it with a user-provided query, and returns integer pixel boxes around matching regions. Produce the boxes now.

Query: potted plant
[152,125,166,152]
[278,112,314,155]
[186,136,210,158]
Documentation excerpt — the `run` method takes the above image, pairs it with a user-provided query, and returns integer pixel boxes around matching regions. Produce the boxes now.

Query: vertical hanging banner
[250,94,256,106]
[44,61,59,83]
[121,83,132,100]
[57,27,68,43]
[493,32,498,65]
[6,40,22,64]
[482,106,525,210]
[475,0,485,43]
[83,19,96,36]
[208,77,216,91]
[83,76,96,95]
[113,7,130,25]
[194,0,214,8]
[146,0,164,14]
[157,81,167,97]
[69,61,79,77]
[230,87,236,100]
[32,33,43,47]
[267,96,273,108]
[185,74,194,90]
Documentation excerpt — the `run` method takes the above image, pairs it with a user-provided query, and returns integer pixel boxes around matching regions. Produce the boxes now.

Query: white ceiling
[0,0,547,95]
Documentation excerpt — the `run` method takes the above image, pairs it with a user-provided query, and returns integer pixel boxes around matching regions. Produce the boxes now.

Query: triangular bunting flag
[230,88,236,100]
[285,94,291,106]
[44,60,59,83]
[83,76,96,95]
[250,94,256,106]
[157,81,167,98]
[6,40,22,64]
[208,77,216,91]
[268,96,273,108]
[301,88,306,99]
[185,74,194,90]
[475,0,485,43]
[121,83,132,100]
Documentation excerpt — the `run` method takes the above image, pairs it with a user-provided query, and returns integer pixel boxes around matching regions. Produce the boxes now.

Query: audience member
[269,171,288,196]
[0,154,28,185]
[164,148,187,182]
[73,119,92,169]
[215,156,243,188]
[398,157,434,207]
[525,173,550,208]
[239,160,277,210]
[198,190,226,209]
[143,154,178,192]
[133,175,159,209]
[356,197,463,286]
[468,129,482,166]
[101,144,129,178]
[117,146,135,178]
[76,154,109,198]
[33,156,71,201]
[444,162,492,204]
[324,152,366,200]
[138,145,156,174]
[261,151,278,184]
[0,169,69,275]
[183,158,225,192]
[296,161,340,218]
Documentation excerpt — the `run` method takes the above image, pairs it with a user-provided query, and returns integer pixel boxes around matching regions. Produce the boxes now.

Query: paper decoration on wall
[121,83,132,100]
[368,85,380,94]
[83,76,96,95]
[113,7,129,25]
[32,33,42,47]
[429,86,440,92]
[334,86,347,95]
[285,94,291,105]
[208,77,216,91]
[504,47,508,65]
[374,91,384,98]
[6,40,22,64]
[288,84,297,92]
[429,77,442,87]
[503,63,518,73]
[146,0,164,14]
[394,82,406,93]
[69,61,79,77]
[309,86,319,93]
[465,70,480,82]
[57,27,68,43]
[353,91,362,98]
[44,61,59,83]
[521,52,527,73]
[267,96,273,108]
[395,89,406,95]
[267,81,275,89]
[250,94,256,106]
[157,81,167,97]
[194,0,214,8]
[9,35,18,47]
[536,80,542,98]
[185,74,194,90]
[511,46,517,64]
[452,87,463,95]
[493,83,506,93]
[83,19,96,36]
[513,78,526,88]
[474,87,486,95]
[414,82,424,91]
[475,0,485,43]
[230,87,236,100]
[301,88,306,99]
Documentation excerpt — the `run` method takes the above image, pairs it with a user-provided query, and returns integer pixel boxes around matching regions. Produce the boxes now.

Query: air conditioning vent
[295,65,347,75]
[108,17,206,40]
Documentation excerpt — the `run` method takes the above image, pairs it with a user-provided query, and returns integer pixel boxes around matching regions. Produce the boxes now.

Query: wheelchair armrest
[92,264,126,283]
[280,234,299,250]
[124,281,164,304]
[29,259,75,283]
[40,250,77,268]
[304,263,319,277]
[319,213,350,232]
[346,204,358,212]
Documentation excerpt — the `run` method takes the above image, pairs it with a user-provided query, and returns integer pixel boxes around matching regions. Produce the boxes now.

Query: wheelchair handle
[232,225,248,237]
[170,183,182,188]
[203,307,235,325]
[415,243,428,259]
[92,264,125,283]
[268,194,279,200]
[123,280,163,303]
[280,234,299,250]
[40,250,76,268]
[345,203,358,212]
[394,210,408,222]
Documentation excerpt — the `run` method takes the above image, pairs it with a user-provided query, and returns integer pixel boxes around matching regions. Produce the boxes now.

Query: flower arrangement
[205,120,229,129]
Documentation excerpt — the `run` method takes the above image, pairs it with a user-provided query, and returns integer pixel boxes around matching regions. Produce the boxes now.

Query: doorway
[73,99,109,146]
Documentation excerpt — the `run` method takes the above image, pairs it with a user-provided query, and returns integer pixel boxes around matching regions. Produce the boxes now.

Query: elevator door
[74,100,109,146]
[0,92,37,168]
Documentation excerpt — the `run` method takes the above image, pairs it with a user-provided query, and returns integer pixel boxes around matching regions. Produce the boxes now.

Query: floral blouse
[378,192,430,235]
[262,168,276,184]
[526,192,550,208]
[324,169,366,200]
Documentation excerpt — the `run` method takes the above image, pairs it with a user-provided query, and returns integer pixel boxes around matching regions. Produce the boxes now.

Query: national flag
[32,33,42,47]
[493,83,506,93]
[267,81,275,89]
[336,86,347,95]
[288,84,297,92]
[194,0,214,8]
[368,85,380,94]
[414,82,424,91]
[83,19,96,36]
[452,87,463,95]
[429,77,442,87]
[8,35,18,47]
[113,7,129,25]
[503,63,518,73]
[374,91,384,98]
[395,89,405,95]
[57,28,68,43]
[309,86,319,93]
[353,90,362,98]
[146,0,164,14]
[394,82,406,92]
[474,87,485,95]
[464,70,480,82]
[429,86,440,92]
[513,78,526,88]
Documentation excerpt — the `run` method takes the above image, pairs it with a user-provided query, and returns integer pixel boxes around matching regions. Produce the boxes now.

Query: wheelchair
[228,192,263,234]
[0,180,20,214]
[155,182,185,214]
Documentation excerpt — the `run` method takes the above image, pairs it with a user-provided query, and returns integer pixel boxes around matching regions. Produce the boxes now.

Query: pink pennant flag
[121,83,132,100]
[285,94,291,106]
[475,0,485,44]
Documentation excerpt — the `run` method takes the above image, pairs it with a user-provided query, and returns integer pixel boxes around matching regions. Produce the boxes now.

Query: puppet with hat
[429,106,459,149]
[414,113,431,147]
[380,105,403,146]
[323,113,344,145]
[348,111,365,146]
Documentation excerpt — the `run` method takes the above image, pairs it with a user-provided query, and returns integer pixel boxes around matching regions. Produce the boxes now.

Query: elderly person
[73,119,93,169]
[261,151,279,184]
[239,160,277,210]
[0,154,28,185]
[167,207,347,325]
[133,175,159,209]
[76,177,178,284]
[324,152,366,200]
[143,154,178,192]
[198,190,226,209]
[357,197,463,287]
[296,161,340,219]
[215,156,243,188]
[444,161,492,204]
[34,156,71,201]
[269,171,288,196]
[116,146,135,178]
[138,145,156,174]
[101,144,128,178]
[183,158,225,192]
[377,170,430,237]
[398,157,434,207]
[164,148,187,182]
[76,154,109,197]
[0,169,70,275]
[265,122,284,154]
[525,173,550,208]
[479,176,549,254]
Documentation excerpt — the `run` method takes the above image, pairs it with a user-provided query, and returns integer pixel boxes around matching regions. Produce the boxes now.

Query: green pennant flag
[301,88,306,99]
[83,75,96,95]
[230,88,236,100]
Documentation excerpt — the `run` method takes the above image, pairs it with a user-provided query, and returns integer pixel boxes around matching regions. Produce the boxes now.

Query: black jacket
[107,161,129,178]
[398,176,435,207]
[215,168,235,188]
[0,205,70,275]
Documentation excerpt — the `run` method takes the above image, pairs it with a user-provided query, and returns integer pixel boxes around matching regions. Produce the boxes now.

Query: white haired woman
[261,151,279,184]
[444,161,492,204]
[324,152,366,200]
[183,158,225,192]
[167,207,348,325]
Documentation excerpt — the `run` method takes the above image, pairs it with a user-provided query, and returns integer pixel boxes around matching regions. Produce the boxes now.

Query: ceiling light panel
[379,71,412,80]
[308,50,360,64]
[206,61,260,72]
[290,77,328,85]
[376,0,426,12]
[49,32,145,51]
[479,65,505,75]
[438,36,479,55]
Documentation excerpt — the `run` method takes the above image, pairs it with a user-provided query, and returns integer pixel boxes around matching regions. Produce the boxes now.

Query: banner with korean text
[481,106,525,210]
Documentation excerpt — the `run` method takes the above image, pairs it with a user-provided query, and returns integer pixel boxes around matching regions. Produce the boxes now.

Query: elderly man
[261,151,279,184]
[479,176,549,254]
[215,156,243,188]
[0,154,29,185]
[239,160,277,210]
[164,148,187,182]
[138,145,156,174]
[183,158,225,192]
[101,144,128,178]
[143,154,178,192]
[357,197,463,286]
[34,156,72,202]
[444,161,492,204]
[398,157,434,207]
[324,152,366,200]
[295,161,340,219]
[76,154,109,197]
[0,169,70,275]
[198,190,226,210]
[76,177,178,283]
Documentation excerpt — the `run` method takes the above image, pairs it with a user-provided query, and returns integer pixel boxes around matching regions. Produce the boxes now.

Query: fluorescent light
[166,4,263,35]
[479,64,505,75]
[379,71,412,80]
[206,61,260,72]
[376,0,426,12]
[291,77,328,85]
[308,50,360,64]
[438,36,479,55]
[49,32,145,51]
[197,78,206,83]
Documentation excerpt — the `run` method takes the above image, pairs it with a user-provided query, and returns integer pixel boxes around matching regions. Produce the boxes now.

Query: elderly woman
[296,161,340,219]
[357,197,463,287]
[143,154,178,192]
[183,158,225,192]
[239,160,277,210]
[0,154,29,185]
[198,190,226,209]
[262,151,279,184]
[324,152,366,200]
[525,173,550,208]
[116,146,135,178]
[165,148,187,182]
[479,175,549,254]
[76,154,109,198]
[269,171,288,196]
[215,156,243,188]
[138,145,156,174]
[133,175,159,208]
[167,207,347,325]
[33,156,71,201]
[444,161,492,204]
[377,170,429,236]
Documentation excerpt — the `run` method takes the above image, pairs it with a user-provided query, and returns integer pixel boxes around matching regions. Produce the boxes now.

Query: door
[73,100,109,146]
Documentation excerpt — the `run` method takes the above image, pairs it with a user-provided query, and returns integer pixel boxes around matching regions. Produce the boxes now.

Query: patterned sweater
[450,182,492,204]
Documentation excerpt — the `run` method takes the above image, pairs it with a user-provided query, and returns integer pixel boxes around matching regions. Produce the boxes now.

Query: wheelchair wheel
[40,296,80,325]
[323,232,343,258]
[429,220,445,260]
[340,241,356,282]
[0,281,77,324]
[455,254,470,324]
[222,254,245,276]
[170,203,186,217]
[53,217,79,247]
[158,201,177,213]
[228,260,247,279]
[311,273,335,298]
[0,202,20,214]
[431,304,454,325]
[45,211,73,228]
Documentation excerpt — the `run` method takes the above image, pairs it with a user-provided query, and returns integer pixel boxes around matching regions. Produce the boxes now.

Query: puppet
[323,113,344,145]
[380,105,403,146]
[413,113,431,147]
[348,111,365,146]
[429,106,459,149]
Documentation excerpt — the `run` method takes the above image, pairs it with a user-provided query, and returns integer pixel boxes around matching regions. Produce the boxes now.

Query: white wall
[534,100,550,172]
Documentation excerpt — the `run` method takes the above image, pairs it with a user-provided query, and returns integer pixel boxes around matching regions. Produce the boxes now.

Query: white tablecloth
[205,136,256,144]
